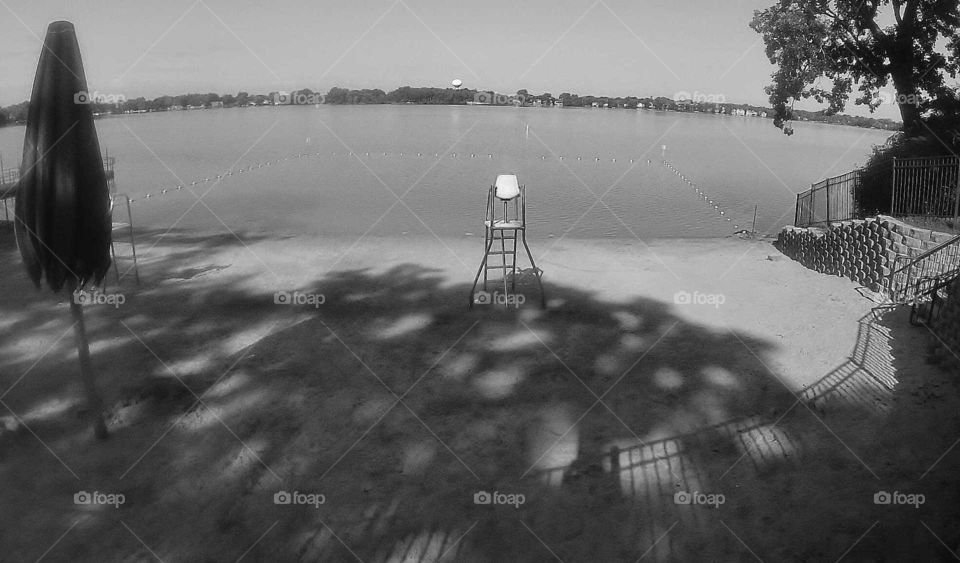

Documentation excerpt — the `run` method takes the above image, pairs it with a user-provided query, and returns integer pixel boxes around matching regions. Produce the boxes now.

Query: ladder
[108,193,140,286]
[485,227,519,296]
[469,176,546,308]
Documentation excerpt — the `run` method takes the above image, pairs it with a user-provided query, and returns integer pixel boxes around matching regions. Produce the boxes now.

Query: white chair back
[494,174,520,201]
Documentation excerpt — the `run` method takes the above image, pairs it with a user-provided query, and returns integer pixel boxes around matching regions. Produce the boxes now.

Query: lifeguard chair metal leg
[108,194,141,287]
[469,175,546,309]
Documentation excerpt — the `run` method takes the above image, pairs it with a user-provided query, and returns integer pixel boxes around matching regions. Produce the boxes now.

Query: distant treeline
[0,86,901,131]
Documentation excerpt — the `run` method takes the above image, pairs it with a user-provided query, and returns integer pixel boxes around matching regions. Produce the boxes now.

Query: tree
[750,0,960,136]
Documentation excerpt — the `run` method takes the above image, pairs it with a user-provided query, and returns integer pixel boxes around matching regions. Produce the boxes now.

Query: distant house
[675,99,692,110]
[210,101,224,109]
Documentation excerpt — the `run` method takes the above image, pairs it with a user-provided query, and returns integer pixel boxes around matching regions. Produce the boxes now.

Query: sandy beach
[1,225,959,561]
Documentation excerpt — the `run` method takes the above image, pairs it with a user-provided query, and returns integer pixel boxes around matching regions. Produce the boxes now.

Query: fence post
[795,193,801,226]
[890,157,897,216]
[809,184,815,226]
[953,157,960,225]
[826,176,831,225]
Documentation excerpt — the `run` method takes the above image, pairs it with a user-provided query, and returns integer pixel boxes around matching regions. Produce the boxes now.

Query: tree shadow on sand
[1,228,959,561]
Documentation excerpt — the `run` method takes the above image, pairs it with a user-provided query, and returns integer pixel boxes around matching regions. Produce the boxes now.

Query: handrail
[891,233,960,275]
[889,233,960,302]
[916,270,960,298]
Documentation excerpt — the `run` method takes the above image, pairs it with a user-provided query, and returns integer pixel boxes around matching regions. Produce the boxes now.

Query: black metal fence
[795,167,886,227]
[795,156,960,228]
[891,156,960,221]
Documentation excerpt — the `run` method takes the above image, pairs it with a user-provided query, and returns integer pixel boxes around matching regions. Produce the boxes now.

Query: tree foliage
[751,0,960,138]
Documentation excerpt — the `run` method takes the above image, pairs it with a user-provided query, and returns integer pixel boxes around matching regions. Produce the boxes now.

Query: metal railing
[0,168,17,186]
[795,156,960,228]
[891,156,960,221]
[889,233,960,304]
[0,154,115,196]
[795,167,884,227]
[1,154,116,221]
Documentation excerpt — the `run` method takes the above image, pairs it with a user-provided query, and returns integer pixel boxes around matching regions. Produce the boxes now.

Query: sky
[0,0,905,120]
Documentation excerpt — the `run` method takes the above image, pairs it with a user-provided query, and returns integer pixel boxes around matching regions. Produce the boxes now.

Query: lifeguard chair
[469,174,545,308]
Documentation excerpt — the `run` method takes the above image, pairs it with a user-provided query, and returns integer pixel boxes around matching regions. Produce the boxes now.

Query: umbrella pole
[69,291,108,440]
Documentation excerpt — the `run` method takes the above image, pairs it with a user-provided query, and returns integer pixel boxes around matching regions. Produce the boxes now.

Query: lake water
[0,105,891,239]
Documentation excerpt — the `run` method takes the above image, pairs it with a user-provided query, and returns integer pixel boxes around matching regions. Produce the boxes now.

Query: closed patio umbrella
[15,21,112,439]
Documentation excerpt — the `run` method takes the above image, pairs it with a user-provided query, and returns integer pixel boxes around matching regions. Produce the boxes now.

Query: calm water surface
[0,105,891,239]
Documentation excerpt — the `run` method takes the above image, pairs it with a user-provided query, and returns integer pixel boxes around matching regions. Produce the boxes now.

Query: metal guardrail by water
[796,156,959,228]
[891,156,960,222]
[795,166,887,227]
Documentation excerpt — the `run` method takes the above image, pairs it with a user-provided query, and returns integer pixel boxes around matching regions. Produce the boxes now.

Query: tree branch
[903,0,918,30]
[862,0,889,44]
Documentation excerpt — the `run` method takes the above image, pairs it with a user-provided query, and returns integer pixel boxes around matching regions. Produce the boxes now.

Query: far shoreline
[0,101,902,136]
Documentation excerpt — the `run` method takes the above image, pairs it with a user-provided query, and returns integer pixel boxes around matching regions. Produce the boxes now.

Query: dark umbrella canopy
[15,20,111,292]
